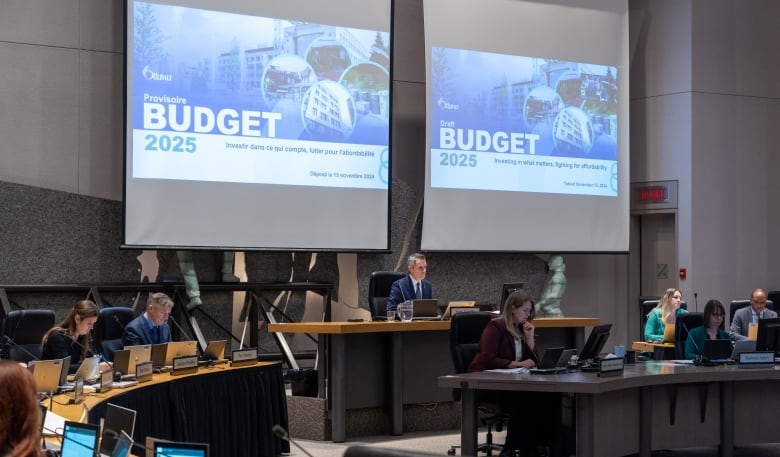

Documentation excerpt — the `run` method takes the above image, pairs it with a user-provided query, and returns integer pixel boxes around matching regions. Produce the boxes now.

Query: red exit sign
[636,186,668,203]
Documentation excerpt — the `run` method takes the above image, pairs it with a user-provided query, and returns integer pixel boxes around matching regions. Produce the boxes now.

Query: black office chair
[367,271,406,320]
[2,309,55,363]
[448,312,506,456]
[729,299,775,326]
[93,306,135,361]
[673,312,703,359]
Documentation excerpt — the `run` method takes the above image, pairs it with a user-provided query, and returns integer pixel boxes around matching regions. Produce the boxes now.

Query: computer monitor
[498,282,524,311]
[578,324,612,361]
[755,317,780,356]
[152,440,209,457]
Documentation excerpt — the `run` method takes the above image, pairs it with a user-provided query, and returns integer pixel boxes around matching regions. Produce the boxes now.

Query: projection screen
[422,0,629,252]
[124,0,392,250]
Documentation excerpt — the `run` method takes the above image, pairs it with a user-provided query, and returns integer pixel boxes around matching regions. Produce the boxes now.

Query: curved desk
[439,361,780,457]
[48,362,290,457]
[269,317,598,442]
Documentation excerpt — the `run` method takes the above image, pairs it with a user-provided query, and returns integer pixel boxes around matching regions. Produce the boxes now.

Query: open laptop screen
[60,421,100,457]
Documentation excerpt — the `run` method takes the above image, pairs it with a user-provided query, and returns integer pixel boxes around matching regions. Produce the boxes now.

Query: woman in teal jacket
[644,288,688,341]
[685,299,730,360]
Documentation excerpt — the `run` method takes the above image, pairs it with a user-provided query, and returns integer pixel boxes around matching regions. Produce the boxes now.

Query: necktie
[152,326,160,344]
[416,282,422,299]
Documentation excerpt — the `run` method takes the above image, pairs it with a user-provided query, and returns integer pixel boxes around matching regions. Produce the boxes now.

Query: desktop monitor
[578,324,612,361]
[755,317,780,356]
[498,282,524,311]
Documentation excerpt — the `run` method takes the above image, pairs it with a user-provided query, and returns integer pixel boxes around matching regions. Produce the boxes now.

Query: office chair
[93,306,135,361]
[640,300,687,341]
[729,299,775,326]
[367,271,406,320]
[448,311,506,456]
[673,312,703,360]
[2,309,55,363]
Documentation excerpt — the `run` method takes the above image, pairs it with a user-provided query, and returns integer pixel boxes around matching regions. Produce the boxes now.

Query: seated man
[386,253,433,313]
[729,288,778,340]
[121,292,174,347]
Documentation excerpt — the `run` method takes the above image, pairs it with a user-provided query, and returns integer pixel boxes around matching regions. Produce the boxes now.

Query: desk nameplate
[172,355,199,375]
[232,348,258,367]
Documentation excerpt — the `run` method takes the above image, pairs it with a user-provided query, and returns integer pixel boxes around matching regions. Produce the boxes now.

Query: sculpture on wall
[536,255,566,317]
[177,251,239,310]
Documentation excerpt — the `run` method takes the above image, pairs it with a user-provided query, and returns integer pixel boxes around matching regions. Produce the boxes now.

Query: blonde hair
[500,289,535,340]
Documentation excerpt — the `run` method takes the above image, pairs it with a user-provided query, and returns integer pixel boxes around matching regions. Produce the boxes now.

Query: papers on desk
[672,360,694,364]
[486,367,530,374]
[43,409,67,436]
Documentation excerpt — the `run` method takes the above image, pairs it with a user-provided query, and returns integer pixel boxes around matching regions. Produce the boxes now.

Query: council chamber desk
[269,317,598,442]
[48,362,290,457]
[439,361,780,457]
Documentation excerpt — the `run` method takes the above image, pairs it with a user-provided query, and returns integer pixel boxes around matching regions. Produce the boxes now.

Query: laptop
[200,340,228,364]
[661,323,676,343]
[410,299,441,320]
[113,344,152,378]
[67,356,100,383]
[58,420,100,456]
[29,359,64,393]
[529,347,566,374]
[442,301,476,320]
[730,339,756,361]
[106,430,133,457]
[152,341,198,368]
[150,440,209,457]
[702,339,733,363]
[99,403,137,456]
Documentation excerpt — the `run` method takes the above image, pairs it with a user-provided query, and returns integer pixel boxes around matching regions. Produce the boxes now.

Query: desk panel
[51,362,290,457]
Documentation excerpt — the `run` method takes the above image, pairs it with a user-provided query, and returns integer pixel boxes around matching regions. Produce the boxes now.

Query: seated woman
[468,289,560,457]
[41,299,110,374]
[644,287,688,342]
[684,299,729,360]
[0,360,45,457]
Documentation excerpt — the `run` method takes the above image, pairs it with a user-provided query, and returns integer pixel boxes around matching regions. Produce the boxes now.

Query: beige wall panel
[0,43,80,192]
[0,0,79,48]
[80,0,124,53]
[79,50,124,201]
[391,0,424,85]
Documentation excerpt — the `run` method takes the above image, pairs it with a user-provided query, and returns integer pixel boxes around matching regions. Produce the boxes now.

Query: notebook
[29,359,64,393]
[59,420,100,456]
[113,344,152,378]
[702,339,733,363]
[662,323,676,343]
[152,341,198,368]
[529,347,566,374]
[442,301,476,320]
[410,299,441,320]
[99,403,137,456]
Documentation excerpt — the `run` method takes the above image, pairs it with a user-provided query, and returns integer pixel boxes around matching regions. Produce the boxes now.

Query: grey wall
[3,0,777,353]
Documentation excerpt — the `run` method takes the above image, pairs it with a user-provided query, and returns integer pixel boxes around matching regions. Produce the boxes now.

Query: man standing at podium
[386,253,433,313]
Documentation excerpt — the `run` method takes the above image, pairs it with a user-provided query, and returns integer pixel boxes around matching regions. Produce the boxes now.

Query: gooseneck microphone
[681,322,704,365]
[694,292,698,310]
[273,424,314,457]
[113,315,127,330]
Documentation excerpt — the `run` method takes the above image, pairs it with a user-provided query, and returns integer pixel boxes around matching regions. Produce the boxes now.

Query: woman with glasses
[644,288,688,342]
[684,299,729,360]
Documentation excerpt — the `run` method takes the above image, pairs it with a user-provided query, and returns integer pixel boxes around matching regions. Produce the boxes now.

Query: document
[486,368,530,374]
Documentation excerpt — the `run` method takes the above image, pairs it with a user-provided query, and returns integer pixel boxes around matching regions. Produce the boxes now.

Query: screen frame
[578,323,612,361]
[498,282,525,311]
[755,317,780,356]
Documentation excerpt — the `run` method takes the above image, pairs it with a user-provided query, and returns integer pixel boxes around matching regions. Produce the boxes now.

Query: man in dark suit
[730,288,778,340]
[121,292,174,347]
[386,253,433,313]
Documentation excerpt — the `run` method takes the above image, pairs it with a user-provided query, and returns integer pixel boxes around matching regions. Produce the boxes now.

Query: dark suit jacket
[468,318,539,371]
[41,330,92,374]
[730,306,778,340]
[121,314,172,348]
[386,275,432,312]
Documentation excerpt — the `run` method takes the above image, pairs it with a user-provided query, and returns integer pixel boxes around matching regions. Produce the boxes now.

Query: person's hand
[99,361,112,372]
[509,359,536,369]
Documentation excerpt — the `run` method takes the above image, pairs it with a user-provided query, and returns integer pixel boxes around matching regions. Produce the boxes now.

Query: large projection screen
[422,0,629,252]
[124,0,391,251]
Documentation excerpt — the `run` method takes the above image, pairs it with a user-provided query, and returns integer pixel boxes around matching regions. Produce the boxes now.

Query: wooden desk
[439,361,780,457]
[632,341,675,359]
[269,317,599,442]
[47,362,289,457]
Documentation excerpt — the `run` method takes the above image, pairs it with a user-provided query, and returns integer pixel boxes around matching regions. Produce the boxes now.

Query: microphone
[168,315,194,341]
[2,335,40,363]
[694,292,698,310]
[681,322,704,365]
[273,424,314,457]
